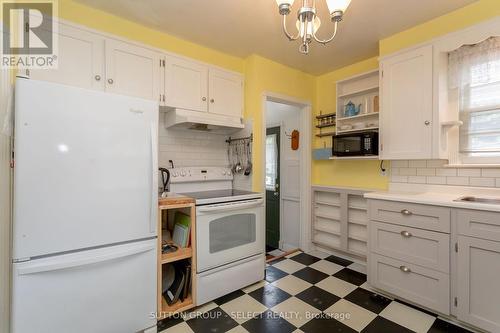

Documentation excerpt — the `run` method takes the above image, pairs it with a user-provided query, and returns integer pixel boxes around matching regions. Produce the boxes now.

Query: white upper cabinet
[164,55,208,112]
[28,24,104,90]
[105,40,161,101]
[208,68,243,119]
[379,45,433,160]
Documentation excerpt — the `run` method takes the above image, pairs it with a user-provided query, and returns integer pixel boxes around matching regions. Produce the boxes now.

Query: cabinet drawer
[369,200,450,232]
[457,209,500,242]
[369,221,450,273]
[369,254,450,315]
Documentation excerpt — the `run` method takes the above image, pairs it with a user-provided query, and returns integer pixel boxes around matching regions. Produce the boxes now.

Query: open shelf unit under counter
[157,195,197,319]
[312,186,372,259]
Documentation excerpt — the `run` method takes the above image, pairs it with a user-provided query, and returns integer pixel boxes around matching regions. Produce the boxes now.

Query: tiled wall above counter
[390,160,500,188]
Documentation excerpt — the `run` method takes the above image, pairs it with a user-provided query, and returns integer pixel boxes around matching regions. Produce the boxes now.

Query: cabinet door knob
[107,78,114,84]
[424,120,431,125]
[210,98,215,103]
[94,75,101,81]
[400,265,411,273]
[400,230,412,238]
[401,209,412,216]
[202,97,207,101]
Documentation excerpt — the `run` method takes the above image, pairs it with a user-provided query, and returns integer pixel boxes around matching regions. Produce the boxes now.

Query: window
[265,134,278,190]
[449,37,500,164]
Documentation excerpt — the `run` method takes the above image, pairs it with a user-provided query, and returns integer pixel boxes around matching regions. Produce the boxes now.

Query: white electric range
[169,167,265,305]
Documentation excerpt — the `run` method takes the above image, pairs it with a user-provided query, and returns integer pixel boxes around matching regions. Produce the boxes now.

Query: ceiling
[75,0,478,75]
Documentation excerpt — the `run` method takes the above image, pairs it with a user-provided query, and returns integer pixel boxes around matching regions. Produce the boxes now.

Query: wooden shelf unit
[157,196,197,319]
[161,246,193,264]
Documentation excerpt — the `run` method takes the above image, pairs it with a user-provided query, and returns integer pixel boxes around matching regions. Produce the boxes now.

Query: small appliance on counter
[332,131,378,157]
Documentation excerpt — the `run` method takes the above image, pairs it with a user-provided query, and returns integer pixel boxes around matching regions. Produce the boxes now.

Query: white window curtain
[449,37,500,163]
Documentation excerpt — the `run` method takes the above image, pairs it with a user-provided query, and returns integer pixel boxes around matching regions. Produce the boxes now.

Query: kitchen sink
[454,196,500,205]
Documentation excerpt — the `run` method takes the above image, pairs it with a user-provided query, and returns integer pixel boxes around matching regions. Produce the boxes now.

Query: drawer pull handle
[400,231,412,238]
[400,265,411,273]
[401,209,412,216]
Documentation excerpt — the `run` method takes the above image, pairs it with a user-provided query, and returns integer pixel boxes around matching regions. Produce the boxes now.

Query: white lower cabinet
[368,199,500,331]
[369,253,450,314]
[457,235,500,332]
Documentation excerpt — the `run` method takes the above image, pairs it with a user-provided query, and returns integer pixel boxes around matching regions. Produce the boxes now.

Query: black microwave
[332,131,378,157]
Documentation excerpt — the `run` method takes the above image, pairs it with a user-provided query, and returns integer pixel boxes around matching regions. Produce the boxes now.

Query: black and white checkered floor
[157,251,473,333]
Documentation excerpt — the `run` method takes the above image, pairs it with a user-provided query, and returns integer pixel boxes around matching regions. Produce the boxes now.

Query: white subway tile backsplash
[399,168,417,176]
[408,176,426,184]
[158,127,229,168]
[457,168,481,177]
[482,169,500,178]
[408,160,427,168]
[391,160,409,168]
[436,168,456,177]
[391,175,409,183]
[426,176,447,185]
[390,160,500,188]
[446,176,469,186]
[469,177,495,188]
[426,160,447,168]
[417,168,436,176]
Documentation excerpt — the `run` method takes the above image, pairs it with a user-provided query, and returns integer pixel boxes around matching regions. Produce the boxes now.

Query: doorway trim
[261,92,312,252]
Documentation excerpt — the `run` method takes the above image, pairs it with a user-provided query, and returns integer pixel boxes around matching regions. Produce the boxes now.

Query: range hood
[163,108,244,134]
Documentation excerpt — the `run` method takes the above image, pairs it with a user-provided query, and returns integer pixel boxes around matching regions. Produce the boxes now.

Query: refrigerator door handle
[150,121,158,234]
[16,243,155,275]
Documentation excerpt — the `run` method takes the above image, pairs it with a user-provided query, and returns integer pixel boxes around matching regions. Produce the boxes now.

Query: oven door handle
[197,199,264,213]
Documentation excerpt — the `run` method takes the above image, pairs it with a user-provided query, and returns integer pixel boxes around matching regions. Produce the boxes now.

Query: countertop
[364,183,500,212]
[158,193,195,207]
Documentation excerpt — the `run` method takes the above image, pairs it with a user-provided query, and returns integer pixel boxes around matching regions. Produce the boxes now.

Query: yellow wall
[58,0,244,73]
[312,57,388,190]
[379,0,500,56]
[49,0,500,192]
[244,55,315,191]
[312,0,500,191]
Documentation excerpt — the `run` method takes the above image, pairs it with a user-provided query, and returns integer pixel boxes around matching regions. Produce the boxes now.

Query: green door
[266,127,280,249]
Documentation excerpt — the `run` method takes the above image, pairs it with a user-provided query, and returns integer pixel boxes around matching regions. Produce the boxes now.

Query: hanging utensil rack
[225,133,253,144]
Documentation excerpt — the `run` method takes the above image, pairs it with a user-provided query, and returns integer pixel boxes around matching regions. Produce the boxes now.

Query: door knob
[202,97,207,101]
[424,120,431,126]
[210,98,215,103]
[107,78,114,84]
[94,75,101,81]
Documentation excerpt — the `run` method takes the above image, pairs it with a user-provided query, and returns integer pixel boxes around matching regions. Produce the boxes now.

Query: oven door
[196,199,265,273]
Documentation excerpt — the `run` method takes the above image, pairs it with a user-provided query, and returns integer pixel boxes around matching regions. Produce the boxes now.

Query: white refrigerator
[11,78,159,333]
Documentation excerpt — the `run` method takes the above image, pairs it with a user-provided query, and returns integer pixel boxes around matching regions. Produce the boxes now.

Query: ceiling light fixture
[276,0,351,54]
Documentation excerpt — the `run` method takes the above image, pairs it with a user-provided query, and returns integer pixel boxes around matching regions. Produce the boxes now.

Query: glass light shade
[276,0,295,6]
[326,0,352,14]
[296,16,321,38]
